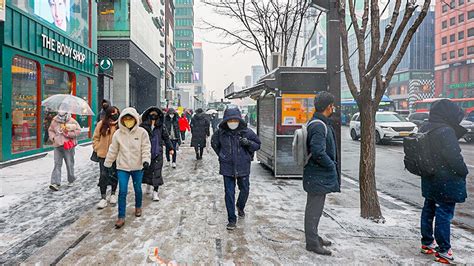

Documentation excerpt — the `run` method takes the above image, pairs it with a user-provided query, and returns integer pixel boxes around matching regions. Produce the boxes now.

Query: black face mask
[111,114,119,121]
[150,114,159,121]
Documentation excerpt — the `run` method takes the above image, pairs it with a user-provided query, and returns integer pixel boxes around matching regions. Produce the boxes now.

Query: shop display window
[76,75,91,140]
[11,56,39,154]
[42,66,74,147]
[98,0,130,32]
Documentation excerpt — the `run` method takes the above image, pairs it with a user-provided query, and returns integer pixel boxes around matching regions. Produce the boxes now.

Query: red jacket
[178,117,191,131]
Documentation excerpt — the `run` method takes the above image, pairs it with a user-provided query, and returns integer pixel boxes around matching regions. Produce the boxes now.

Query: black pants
[180,131,186,141]
[194,146,204,159]
[166,139,178,163]
[304,193,326,246]
[98,158,118,198]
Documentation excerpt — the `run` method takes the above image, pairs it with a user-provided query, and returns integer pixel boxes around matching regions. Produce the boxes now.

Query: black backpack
[403,126,443,177]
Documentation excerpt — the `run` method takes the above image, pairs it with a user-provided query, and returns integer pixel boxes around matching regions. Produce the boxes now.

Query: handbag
[90,151,100,162]
[63,139,76,150]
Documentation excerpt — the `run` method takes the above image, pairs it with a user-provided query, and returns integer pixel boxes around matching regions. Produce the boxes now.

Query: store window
[11,56,39,154]
[76,75,91,140]
[12,0,90,46]
[42,66,74,146]
[98,0,130,32]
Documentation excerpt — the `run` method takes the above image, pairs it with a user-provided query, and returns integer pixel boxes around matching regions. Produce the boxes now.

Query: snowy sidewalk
[1,144,474,264]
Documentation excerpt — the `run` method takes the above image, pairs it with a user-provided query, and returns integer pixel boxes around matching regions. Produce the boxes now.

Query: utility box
[226,67,328,178]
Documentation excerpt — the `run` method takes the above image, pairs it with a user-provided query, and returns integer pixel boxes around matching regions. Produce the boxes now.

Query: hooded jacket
[164,109,181,143]
[178,116,191,132]
[211,108,261,177]
[48,115,81,148]
[104,107,151,171]
[419,99,468,203]
[190,111,210,147]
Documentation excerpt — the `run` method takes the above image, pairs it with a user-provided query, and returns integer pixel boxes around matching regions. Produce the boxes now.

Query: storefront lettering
[448,82,474,89]
[41,34,86,63]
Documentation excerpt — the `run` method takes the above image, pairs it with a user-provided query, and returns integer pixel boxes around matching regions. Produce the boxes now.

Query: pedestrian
[190,108,210,160]
[178,113,191,143]
[48,109,81,191]
[418,99,468,264]
[303,92,340,256]
[140,107,173,202]
[98,99,110,122]
[92,106,120,209]
[164,108,181,168]
[211,107,261,230]
[104,107,151,229]
[211,113,219,133]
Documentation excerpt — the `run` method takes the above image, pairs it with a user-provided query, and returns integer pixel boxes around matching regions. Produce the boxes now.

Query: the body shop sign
[41,34,86,63]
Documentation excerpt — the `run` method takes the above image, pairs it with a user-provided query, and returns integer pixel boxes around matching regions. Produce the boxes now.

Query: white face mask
[170,114,175,118]
[227,121,239,130]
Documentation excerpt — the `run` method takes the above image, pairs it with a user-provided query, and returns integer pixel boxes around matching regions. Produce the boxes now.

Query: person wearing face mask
[211,107,261,230]
[190,108,210,160]
[93,106,121,209]
[303,91,340,256]
[104,107,151,229]
[140,107,173,201]
[164,108,182,168]
[48,108,81,191]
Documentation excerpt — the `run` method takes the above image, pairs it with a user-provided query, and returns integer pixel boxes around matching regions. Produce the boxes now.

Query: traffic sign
[99,57,113,71]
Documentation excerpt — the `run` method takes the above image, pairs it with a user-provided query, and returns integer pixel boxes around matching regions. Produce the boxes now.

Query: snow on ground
[0,144,471,264]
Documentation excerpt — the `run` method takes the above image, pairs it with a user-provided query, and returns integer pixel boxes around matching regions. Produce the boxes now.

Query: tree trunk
[358,100,384,222]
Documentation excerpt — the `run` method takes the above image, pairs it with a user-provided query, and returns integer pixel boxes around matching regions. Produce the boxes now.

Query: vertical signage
[0,0,5,22]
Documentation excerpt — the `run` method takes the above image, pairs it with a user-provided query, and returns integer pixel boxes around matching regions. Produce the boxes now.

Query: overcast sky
[194,1,262,101]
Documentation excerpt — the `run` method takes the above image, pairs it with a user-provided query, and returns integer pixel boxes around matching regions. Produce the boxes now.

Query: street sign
[99,57,113,71]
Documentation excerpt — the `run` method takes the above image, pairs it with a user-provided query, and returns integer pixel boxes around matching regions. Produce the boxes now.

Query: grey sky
[194,0,262,100]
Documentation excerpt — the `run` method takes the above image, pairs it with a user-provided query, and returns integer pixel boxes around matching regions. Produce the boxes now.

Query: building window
[469,10,474,19]
[98,0,131,32]
[442,36,447,45]
[442,20,448,29]
[460,0,465,5]
[459,48,465,57]
[459,13,465,23]
[469,28,474,37]
[11,56,39,154]
[442,53,447,61]
[459,31,465,40]
[450,34,456,42]
[468,45,474,55]
[450,0,456,7]
[450,17,456,26]
[450,50,456,59]
[442,4,448,12]
[76,76,91,141]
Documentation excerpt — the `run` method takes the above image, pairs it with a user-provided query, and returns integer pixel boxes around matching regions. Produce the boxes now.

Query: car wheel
[465,136,473,143]
[350,129,359,141]
[375,131,382,145]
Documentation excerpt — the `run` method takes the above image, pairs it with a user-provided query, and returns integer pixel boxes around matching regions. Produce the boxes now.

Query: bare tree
[201,0,321,72]
[339,0,431,221]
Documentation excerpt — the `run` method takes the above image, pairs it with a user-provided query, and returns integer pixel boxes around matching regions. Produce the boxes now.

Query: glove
[239,137,252,147]
[104,166,113,177]
[143,162,150,170]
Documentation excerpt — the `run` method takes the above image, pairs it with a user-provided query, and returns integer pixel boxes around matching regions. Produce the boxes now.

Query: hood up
[141,106,164,127]
[119,107,141,131]
[429,99,467,139]
[219,108,246,129]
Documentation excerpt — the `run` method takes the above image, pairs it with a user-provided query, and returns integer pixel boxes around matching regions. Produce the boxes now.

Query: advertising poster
[0,0,5,22]
[281,94,315,126]
[34,0,71,32]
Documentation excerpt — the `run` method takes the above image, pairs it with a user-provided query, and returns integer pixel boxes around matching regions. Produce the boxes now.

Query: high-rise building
[245,75,252,88]
[175,0,194,108]
[194,43,205,108]
[434,0,474,99]
[251,65,265,85]
[165,0,176,107]
[303,8,326,67]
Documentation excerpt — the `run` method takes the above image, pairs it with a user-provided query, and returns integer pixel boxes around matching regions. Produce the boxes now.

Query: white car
[350,112,418,144]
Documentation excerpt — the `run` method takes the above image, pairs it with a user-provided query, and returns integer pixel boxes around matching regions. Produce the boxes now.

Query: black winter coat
[420,99,468,203]
[303,112,341,195]
[164,114,182,144]
[140,107,173,187]
[211,108,261,177]
[191,113,210,147]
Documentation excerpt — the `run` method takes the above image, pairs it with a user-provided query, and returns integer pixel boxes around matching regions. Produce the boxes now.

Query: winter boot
[49,184,60,191]
[153,191,160,201]
[306,240,332,256]
[319,236,332,247]
[435,249,454,264]
[237,207,245,218]
[421,241,438,254]
[109,194,118,205]
[135,208,142,217]
[226,223,237,230]
[115,218,125,229]
[97,199,108,209]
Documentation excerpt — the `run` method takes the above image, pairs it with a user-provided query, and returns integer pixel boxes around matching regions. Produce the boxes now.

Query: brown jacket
[92,121,118,158]
[48,116,81,148]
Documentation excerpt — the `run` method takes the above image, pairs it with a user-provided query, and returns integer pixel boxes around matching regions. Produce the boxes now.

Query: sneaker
[97,199,108,209]
[168,161,172,167]
[172,162,176,168]
[435,249,454,264]
[226,223,237,230]
[153,191,160,201]
[421,241,438,254]
[49,184,60,191]
[237,207,245,218]
[67,182,74,187]
[109,194,118,205]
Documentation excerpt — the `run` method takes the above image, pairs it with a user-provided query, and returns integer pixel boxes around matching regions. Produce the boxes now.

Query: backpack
[403,126,443,177]
[292,119,327,167]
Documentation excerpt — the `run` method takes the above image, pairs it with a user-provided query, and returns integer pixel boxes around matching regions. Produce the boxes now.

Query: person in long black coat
[164,108,181,168]
[419,99,468,262]
[190,108,210,160]
[140,107,173,201]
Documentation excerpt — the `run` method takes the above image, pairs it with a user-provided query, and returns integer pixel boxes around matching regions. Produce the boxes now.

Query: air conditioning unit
[269,52,282,70]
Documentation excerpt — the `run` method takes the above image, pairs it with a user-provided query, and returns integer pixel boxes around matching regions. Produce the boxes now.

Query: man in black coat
[419,99,468,263]
[303,92,339,256]
[190,108,210,160]
[164,108,182,168]
[211,107,261,230]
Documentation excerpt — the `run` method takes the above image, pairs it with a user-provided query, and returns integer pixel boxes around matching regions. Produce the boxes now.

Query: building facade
[434,0,474,99]
[193,42,204,108]
[0,1,98,162]
[97,1,165,113]
[251,65,265,85]
[165,0,176,107]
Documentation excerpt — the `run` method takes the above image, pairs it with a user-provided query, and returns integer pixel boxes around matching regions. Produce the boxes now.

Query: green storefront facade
[0,1,98,162]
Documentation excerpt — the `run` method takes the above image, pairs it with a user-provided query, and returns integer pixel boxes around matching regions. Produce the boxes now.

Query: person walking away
[303,92,340,256]
[48,110,81,191]
[191,108,210,160]
[211,113,220,133]
[93,106,120,209]
[164,108,181,168]
[211,107,261,230]
[98,99,110,122]
[104,107,151,229]
[140,107,173,201]
[178,113,191,144]
[418,99,468,264]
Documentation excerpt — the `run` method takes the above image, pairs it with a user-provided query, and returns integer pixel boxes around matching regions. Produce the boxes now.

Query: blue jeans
[117,170,143,219]
[166,139,178,163]
[224,176,250,224]
[421,198,456,252]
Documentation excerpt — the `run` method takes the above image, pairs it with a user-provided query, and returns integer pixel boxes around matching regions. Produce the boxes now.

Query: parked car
[461,111,474,143]
[407,112,430,127]
[350,112,418,144]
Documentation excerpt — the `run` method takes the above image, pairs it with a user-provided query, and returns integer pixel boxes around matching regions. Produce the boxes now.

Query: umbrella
[206,109,218,115]
[42,94,94,116]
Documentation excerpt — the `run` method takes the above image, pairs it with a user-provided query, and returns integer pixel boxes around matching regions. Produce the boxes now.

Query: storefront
[0,1,97,162]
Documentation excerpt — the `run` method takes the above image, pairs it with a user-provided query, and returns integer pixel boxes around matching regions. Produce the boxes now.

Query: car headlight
[381,126,392,130]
